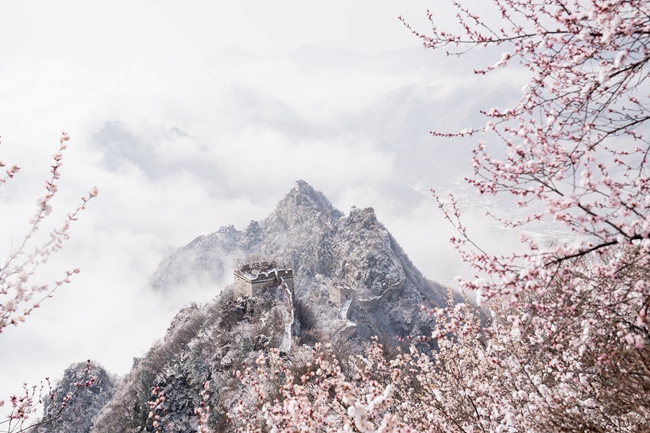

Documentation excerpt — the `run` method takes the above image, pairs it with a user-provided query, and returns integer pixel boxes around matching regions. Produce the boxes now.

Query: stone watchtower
[233,261,294,298]
[329,282,355,307]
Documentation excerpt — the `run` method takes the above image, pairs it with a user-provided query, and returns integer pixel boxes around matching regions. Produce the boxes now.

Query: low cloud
[0,34,528,408]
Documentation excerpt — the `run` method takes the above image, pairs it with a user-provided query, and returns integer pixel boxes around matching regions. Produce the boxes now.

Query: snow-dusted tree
[0,133,98,432]
[236,1,650,431]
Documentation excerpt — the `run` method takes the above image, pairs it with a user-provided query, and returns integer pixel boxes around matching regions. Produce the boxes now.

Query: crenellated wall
[329,283,355,307]
[233,262,294,298]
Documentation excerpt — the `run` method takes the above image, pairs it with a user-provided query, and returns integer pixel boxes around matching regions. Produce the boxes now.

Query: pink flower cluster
[1,360,96,433]
[0,133,98,334]
[1,134,98,432]
[235,1,650,431]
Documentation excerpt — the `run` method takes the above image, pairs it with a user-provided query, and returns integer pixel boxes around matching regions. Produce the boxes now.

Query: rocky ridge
[44,181,456,433]
[150,180,451,340]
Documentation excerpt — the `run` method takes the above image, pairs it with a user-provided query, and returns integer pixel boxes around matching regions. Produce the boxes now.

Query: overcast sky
[0,0,521,411]
[0,0,441,62]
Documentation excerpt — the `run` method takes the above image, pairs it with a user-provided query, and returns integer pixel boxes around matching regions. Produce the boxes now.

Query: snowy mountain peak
[274,180,342,219]
[68,181,458,433]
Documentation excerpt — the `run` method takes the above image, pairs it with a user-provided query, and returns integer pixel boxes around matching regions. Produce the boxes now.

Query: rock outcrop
[34,361,116,433]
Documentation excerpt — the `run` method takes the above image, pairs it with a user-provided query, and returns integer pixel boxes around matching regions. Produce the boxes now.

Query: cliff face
[150,180,449,340]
